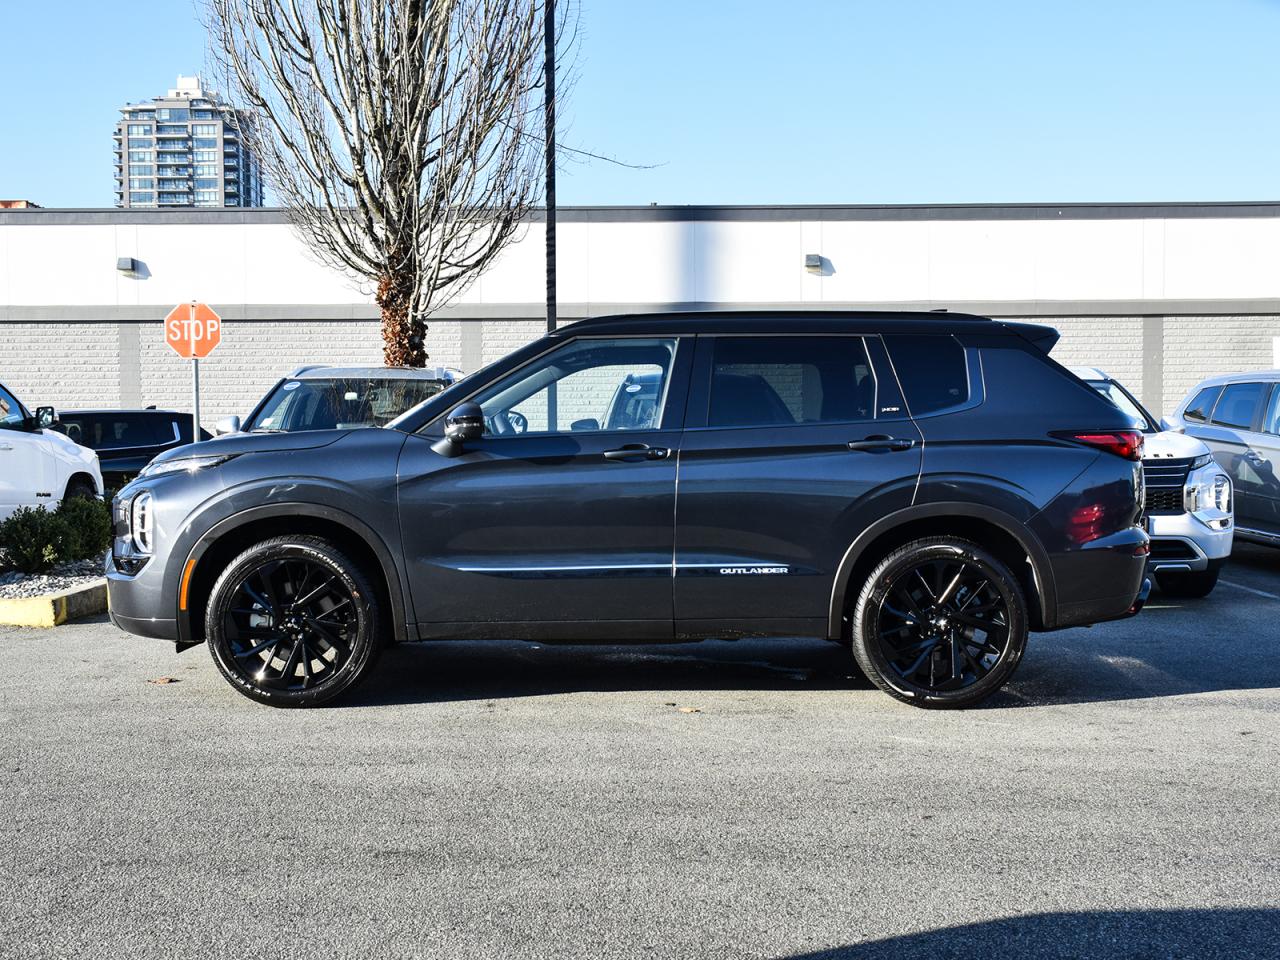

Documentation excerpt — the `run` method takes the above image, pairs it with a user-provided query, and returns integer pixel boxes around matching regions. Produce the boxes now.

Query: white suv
[1072,368,1232,597]
[0,380,103,522]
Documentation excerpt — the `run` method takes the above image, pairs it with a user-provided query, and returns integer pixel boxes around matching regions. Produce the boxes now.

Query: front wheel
[851,537,1029,709]
[206,536,382,707]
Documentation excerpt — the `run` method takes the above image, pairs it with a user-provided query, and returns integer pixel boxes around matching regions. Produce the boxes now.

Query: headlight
[131,491,153,554]
[138,454,232,478]
[1185,473,1232,517]
[1191,453,1214,470]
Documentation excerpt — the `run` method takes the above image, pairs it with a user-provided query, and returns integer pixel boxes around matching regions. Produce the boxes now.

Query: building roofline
[6,201,1280,226]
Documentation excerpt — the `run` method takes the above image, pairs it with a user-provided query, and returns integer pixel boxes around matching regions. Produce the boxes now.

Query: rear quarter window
[882,335,969,415]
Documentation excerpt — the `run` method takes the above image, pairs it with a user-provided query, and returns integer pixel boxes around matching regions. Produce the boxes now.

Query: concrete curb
[0,580,108,628]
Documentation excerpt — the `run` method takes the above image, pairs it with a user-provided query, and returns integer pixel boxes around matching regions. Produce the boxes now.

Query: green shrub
[0,507,74,574]
[56,496,113,561]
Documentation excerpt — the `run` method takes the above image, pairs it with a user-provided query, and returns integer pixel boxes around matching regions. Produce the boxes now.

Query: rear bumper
[1047,526,1150,629]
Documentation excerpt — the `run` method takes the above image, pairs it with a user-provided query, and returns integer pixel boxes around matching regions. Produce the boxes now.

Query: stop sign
[165,302,222,359]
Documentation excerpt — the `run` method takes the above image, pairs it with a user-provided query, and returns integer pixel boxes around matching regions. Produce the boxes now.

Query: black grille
[1150,539,1199,561]
[1143,456,1193,515]
[1144,488,1184,514]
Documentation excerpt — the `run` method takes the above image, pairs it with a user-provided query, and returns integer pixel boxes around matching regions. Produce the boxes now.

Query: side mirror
[431,402,485,457]
[1160,417,1186,434]
[34,406,56,430]
[215,415,241,436]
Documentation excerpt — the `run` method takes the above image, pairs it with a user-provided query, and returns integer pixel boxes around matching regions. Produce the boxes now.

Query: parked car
[0,380,102,522]
[53,408,211,492]
[220,365,460,435]
[107,312,1150,710]
[1166,371,1280,549]
[1071,368,1232,597]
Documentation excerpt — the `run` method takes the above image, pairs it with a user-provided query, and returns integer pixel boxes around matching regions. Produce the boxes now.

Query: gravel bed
[0,559,105,600]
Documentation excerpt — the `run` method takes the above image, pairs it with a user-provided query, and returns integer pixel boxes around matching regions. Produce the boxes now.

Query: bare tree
[206,0,566,366]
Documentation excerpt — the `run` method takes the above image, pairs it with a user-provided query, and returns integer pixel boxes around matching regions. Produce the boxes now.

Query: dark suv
[107,312,1150,709]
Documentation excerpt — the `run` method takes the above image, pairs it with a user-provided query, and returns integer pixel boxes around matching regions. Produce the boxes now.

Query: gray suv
[106,312,1150,710]
[1167,371,1280,547]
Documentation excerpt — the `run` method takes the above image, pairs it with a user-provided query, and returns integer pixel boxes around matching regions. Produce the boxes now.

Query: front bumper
[1146,510,1233,572]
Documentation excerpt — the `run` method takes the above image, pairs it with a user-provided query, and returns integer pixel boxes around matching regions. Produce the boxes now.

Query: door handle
[847,435,915,452]
[603,443,669,462]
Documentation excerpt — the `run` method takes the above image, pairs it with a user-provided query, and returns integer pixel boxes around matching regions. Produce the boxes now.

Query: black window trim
[685,332,887,433]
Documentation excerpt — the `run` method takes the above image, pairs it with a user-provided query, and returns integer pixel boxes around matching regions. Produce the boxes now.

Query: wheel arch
[176,503,410,650]
[64,471,100,498]
[827,502,1058,638]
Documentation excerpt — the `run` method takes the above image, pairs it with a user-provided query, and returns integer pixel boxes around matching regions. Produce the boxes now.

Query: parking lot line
[1219,579,1280,601]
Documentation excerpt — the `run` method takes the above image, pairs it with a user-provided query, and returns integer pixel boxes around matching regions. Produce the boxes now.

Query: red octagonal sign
[165,302,222,359]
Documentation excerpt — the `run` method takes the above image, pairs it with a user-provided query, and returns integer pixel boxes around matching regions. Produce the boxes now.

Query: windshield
[1085,379,1158,433]
[247,377,449,432]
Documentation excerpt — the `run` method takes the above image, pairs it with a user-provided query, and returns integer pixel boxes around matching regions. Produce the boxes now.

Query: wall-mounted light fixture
[804,253,824,274]
[117,257,139,273]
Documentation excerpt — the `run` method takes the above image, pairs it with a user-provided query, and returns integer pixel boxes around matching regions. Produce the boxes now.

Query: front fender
[173,496,412,647]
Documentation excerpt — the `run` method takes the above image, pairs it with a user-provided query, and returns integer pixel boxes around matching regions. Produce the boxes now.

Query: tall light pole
[544,0,557,333]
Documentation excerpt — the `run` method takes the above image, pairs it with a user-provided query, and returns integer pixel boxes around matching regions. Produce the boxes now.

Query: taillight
[1055,430,1144,460]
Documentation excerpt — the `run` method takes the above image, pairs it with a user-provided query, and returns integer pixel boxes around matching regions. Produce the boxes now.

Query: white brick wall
[5,313,1280,428]
[0,318,470,426]
[1162,315,1280,416]
[0,322,122,413]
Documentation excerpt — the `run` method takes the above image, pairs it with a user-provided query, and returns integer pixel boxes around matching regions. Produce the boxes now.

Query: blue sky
[2,0,1278,207]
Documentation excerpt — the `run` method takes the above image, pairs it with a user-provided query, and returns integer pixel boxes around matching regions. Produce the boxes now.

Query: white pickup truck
[0,380,103,522]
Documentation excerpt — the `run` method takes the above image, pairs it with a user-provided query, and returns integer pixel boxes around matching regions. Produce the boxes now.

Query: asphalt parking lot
[2,547,1279,959]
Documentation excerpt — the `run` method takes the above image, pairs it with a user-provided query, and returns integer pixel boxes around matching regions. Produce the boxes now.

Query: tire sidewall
[206,538,379,707]
[853,539,1028,708]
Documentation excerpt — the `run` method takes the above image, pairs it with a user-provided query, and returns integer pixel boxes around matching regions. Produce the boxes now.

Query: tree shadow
[784,908,1280,959]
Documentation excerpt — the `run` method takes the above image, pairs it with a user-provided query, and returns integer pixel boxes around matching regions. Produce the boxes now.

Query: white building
[2,202,1280,424]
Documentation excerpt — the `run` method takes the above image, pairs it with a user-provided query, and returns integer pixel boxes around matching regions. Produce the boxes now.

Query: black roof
[555,310,1059,353]
[560,309,996,335]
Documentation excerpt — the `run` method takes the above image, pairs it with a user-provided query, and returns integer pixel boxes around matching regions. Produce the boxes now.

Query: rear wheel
[1155,561,1221,599]
[851,537,1028,709]
[206,536,382,707]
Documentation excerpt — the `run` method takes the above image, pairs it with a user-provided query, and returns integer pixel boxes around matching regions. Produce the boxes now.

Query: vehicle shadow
[781,908,1280,959]
[341,550,1280,708]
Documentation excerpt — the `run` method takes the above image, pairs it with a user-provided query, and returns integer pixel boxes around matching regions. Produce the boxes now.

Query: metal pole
[544,0,556,333]
[192,358,201,444]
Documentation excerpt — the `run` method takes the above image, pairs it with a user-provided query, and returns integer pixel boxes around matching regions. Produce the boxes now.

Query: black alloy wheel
[206,536,381,707]
[852,537,1028,709]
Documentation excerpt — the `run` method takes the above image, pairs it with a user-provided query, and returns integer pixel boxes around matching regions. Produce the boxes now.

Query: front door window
[471,338,678,436]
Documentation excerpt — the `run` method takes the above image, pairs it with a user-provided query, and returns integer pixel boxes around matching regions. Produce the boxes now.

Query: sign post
[164,302,222,442]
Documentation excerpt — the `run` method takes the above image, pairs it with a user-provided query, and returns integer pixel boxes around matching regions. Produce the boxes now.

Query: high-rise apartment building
[114,76,263,209]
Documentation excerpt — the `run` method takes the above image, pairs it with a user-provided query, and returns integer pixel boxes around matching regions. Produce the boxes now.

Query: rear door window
[882,335,970,415]
[1210,382,1266,429]
[705,337,876,428]
[1183,386,1223,422]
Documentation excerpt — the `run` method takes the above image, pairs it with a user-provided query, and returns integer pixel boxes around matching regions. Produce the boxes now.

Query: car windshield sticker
[283,381,300,391]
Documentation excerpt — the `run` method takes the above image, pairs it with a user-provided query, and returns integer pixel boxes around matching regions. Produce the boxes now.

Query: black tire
[63,476,97,501]
[206,536,382,707]
[851,537,1028,709]
[1155,563,1221,599]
